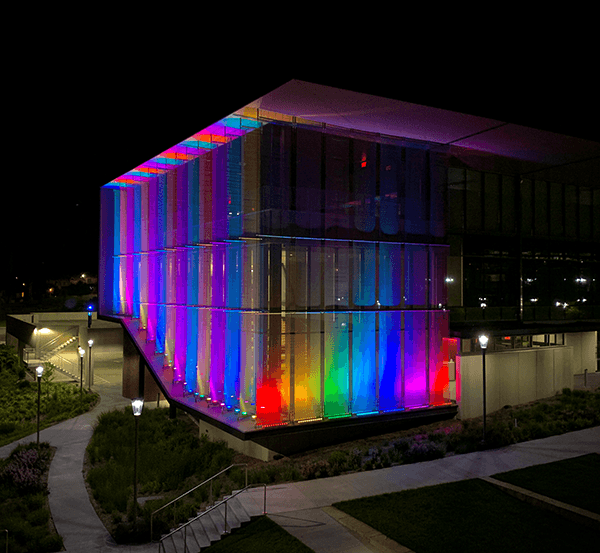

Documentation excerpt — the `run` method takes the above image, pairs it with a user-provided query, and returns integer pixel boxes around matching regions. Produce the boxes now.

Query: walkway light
[78,347,85,395]
[132,398,144,527]
[87,340,94,391]
[36,366,44,445]
[479,334,488,443]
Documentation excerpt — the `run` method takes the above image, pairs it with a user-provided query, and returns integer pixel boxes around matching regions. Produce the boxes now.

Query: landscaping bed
[0,442,64,553]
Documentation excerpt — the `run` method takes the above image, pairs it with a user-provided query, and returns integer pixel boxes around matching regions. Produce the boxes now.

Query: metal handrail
[151,463,248,541]
[47,353,78,378]
[158,483,267,552]
[40,326,79,358]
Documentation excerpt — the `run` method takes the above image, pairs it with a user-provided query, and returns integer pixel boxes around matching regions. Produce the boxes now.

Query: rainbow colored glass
[100,114,452,427]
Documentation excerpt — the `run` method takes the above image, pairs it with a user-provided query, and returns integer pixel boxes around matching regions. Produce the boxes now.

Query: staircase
[158,486,266,552]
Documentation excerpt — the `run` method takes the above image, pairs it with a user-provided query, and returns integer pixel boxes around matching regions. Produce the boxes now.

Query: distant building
[99,81,599,457]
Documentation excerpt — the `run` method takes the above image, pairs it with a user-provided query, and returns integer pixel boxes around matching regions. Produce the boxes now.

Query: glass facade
[100,115,451,428]
[447,167,600,323]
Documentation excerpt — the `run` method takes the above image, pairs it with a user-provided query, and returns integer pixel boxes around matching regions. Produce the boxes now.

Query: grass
[333,478,598,553]
[492,453,600,514]
[198,516,314,553]
[0,442,64,553]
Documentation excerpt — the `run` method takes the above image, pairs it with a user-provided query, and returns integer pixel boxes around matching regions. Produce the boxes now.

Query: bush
[328,450,348,475]
[402,440,446,464]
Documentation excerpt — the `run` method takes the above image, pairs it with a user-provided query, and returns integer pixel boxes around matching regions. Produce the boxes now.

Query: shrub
[328,450,348,475]
[402,440,446,464]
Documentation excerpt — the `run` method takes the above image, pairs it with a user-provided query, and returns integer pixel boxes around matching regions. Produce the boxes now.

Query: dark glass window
[484,173,500,232]
[549,182,564,237]
[565,185,577,238]
[501,175,516,234]
[466,170,482,232]
[448,168,465,231]
[521,179,533,236]
[534,180,548,237]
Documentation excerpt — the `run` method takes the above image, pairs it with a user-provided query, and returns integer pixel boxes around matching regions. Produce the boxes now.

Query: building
[99,80,599,457]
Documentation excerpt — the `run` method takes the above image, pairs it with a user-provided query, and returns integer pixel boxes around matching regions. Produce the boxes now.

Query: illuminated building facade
[100,113,452,431]
[99,81,599,453]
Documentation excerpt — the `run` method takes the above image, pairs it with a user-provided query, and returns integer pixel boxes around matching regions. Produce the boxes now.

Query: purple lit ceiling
[246,80,600,181]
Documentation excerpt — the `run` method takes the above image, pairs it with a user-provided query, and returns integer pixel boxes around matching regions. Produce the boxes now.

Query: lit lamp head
[479,335,489,350]
[88,339,94,348]
[78,347,85,358]
[131,398,144,416]
[36,366,44,378]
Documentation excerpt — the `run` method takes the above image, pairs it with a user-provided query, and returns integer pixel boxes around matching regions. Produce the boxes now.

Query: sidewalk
[2,380,599,553]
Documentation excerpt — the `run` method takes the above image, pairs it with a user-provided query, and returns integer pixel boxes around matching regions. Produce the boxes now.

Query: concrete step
[159,489,266,551]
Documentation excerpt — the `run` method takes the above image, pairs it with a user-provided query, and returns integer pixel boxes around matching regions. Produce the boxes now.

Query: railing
[46,353,78,379]
[150,463,248,541]
[40,326,79,360]
[157,483,267,553]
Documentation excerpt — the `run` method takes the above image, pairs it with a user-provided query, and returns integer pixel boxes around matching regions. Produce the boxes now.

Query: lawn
[333,478,598,553]
[492,453,600,514]
[199,516,314,553]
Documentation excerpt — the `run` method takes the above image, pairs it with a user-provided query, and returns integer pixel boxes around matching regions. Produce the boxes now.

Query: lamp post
[479,334,489,444]
[36,366,44,446]
[132,398,144,527]
[87,339,94,391]
[78,347,85,395]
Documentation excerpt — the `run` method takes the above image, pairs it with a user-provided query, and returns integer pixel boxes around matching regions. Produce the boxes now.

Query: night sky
[4,46,598,297]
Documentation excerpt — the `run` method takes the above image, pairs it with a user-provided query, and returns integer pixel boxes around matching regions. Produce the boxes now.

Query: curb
[481,476,600,531]
[322,506,414,553]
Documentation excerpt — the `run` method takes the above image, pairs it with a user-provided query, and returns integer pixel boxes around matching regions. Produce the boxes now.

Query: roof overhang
[106,79,599,188]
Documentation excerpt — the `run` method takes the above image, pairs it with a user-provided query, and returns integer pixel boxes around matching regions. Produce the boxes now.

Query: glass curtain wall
[100,117,451,427]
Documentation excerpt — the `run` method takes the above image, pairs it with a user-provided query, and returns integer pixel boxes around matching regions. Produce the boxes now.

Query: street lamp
[36,366,44,445]
[78,347,85,395]
[132,398,144,527]
[479,334,489,444]
[87,339,94,392]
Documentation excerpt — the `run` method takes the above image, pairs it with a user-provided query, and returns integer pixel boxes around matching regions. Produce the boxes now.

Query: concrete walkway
[2,381,599,553]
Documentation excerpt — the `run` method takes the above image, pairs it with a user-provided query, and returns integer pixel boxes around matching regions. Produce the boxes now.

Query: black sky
[4,42,599,294]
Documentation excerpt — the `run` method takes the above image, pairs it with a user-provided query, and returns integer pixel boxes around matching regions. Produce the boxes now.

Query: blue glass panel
[352,312,377,413]
[379,243,402,306]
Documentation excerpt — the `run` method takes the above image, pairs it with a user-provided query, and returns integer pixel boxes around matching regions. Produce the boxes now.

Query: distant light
[445,277,455,283]
[88,339,94,347]
[479,335,489,349]
[36,366,44,378]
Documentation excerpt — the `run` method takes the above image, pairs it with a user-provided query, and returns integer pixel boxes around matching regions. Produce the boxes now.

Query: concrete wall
[458,344,574,419]
[458,331,597,419]
[566,331,597,375]
[197,419,276,462]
